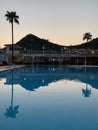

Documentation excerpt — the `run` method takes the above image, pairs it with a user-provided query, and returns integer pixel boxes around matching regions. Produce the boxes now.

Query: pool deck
[0,65,25,72]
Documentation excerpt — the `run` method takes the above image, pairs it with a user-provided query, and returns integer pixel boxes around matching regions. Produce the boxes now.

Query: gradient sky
[0,0,98,47]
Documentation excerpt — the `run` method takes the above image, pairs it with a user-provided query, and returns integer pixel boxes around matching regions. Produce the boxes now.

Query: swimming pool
[0,66,98,130]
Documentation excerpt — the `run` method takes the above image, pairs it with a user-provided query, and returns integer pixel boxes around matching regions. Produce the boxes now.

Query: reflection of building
[3,67,66,91]
[0,66,98,91]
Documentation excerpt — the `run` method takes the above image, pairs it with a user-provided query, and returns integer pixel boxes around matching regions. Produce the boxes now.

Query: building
[1,44,98,65]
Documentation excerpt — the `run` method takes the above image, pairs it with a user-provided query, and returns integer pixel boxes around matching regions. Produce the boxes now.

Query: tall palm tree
[83,32,92,42]
[5,11,19,63]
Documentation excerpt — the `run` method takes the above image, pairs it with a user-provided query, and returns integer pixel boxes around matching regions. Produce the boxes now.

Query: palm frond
[83,32,92,42]
[5,11,19,24]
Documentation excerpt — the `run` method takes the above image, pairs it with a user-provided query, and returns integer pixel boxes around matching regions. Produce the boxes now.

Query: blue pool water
[0,65,98,130]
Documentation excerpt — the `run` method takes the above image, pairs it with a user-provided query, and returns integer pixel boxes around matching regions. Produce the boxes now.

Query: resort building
[0,44,98,65]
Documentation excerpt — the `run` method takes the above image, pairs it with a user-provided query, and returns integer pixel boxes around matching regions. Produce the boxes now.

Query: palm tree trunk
[11,21,14,63]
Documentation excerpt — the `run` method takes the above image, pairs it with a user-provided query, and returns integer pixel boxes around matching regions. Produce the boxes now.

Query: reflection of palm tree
[4,70,19,118]
[82,84,91,97]
[4,106,19,118]
[5,11,19,63]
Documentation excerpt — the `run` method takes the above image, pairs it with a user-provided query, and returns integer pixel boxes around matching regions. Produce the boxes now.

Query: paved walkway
[0,65,25,72]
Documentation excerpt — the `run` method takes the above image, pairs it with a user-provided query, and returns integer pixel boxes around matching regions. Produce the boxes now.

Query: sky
[0,0,98,48]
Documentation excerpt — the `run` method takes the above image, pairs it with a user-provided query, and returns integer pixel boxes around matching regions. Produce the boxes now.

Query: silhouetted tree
[5,11,19,63]
[83,32,92,42]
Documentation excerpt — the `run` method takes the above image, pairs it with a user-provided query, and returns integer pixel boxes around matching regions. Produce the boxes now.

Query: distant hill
[15,34,98,50]
[16,34,64,51]
[69,38,98,49]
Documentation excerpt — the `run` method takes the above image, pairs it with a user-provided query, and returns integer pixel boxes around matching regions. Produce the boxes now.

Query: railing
[20,50,65,54]
[6,49,98,57]
[19,50,98,56]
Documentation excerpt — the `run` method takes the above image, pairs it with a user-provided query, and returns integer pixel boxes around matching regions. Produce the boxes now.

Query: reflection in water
[0,66,98,100]
[82,68,92,97]
[4,70,19,118]
[82,84,91,97]
[0,66,98,130]
[0,66,98,91]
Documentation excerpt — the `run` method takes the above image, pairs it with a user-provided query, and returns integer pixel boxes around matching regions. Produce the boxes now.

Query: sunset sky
[0,0,98,47]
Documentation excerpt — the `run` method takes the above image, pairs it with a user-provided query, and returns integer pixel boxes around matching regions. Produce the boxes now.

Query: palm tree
[5,11,19,63]
[83,32,92,42]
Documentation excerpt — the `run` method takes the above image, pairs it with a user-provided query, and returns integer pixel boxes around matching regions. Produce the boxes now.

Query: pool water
[0,66,98,130]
